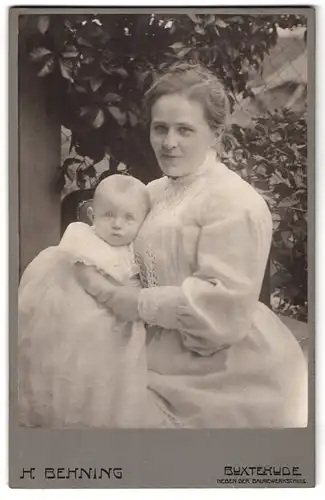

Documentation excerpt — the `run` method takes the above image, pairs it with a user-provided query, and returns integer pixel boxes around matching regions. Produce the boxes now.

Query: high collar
[166,149,217,188]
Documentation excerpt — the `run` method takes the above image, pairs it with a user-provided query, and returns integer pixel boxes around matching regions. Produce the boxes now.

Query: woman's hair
[144,62,230,135]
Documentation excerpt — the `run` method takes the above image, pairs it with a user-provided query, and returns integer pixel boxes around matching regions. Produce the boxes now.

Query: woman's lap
[145,304,308,428]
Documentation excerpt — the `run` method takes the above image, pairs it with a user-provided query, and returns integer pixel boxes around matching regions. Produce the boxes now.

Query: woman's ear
[86,206,94,223]
[212,125,226,155]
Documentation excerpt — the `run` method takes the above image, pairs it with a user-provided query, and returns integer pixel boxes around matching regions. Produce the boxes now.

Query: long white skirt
[144,304,308,428]
[18,247,148,429]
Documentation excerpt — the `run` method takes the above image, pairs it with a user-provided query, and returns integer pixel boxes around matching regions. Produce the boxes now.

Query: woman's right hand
[74,263,141,321]
[74,263,115,303]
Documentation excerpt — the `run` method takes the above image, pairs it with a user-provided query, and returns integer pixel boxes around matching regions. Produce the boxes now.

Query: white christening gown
[18,222,148,428]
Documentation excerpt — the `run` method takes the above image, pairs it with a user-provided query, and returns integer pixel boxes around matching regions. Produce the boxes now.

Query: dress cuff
[138,287,183,329]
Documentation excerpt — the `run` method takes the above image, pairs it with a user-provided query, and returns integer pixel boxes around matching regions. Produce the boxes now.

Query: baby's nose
[112,217,123,229]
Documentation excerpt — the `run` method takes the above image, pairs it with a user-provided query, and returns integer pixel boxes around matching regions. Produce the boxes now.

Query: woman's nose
[162,130,178,149]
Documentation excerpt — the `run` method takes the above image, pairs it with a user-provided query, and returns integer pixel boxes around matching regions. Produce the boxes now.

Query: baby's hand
[74,263,115,303]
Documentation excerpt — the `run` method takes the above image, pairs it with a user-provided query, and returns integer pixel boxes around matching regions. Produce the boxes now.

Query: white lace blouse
[134,150,272,355]
[133,151,307,427]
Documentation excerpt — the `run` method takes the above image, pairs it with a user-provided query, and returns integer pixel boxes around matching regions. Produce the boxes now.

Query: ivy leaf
[81,54,95,65]
[277,197,299,208]
[59,58,74,81]
[256,165,267,176]
[270,132,283,143]
[38,15,50,35]
[177,47,192,58]
[128,110,138,127]
[254,180,269,190]
[90,77,104,92]
[62,157,82,172]
[92,109,105,128]
[69,134,77,154]
[63,158,83,182]
[79,106,90,117]
[84,165,97,178]
[243,88,256,100]
[134,69,151,90]
[169,42,184,50]
[103,92,122,103]
[75,84,88,93]
[77,37,94,48]
[54,167,66,193]
[109,67,129,79]
[29,47,52,62]
[100,60,111,74]
[61,45,79,58]
[38,56,55,77]
[64,18,74,31]
[76,169,86,189]
[215,17,228,28]
[187,14,201,24]
[281,230,294,249]
[108,106,127,126]
[206,14,216,25]
[294,172,306,189]
[270,260,278,276]
[195,25,205,35]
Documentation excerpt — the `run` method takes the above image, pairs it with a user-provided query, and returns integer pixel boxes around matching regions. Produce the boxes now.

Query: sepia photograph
[9,6,315,489]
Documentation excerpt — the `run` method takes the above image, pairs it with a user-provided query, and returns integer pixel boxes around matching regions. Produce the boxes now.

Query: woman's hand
[74,263,141,322]
[74,263,115,303]
[108,287,141,322]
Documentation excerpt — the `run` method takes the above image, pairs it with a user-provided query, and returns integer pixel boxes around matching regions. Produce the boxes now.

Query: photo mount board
[8,6,315,489]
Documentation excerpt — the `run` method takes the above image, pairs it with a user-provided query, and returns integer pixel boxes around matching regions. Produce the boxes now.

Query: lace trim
[154,398,183,428]
[147,150,216,217]
[59,222,138,283]
[138,289,159,326]
[135,244,159,289]
[134,176,205,290]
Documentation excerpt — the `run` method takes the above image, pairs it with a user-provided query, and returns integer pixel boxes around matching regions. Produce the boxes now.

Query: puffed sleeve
[138,194,273,355]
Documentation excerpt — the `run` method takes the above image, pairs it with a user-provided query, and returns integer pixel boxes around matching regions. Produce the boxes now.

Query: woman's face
[150,93,216,177]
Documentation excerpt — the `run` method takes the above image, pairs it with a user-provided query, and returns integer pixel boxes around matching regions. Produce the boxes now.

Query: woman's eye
[153,125,167,134]
[179,127,192,136]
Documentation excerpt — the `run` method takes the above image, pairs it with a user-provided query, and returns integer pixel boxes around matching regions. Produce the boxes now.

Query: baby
[18,175,150,429]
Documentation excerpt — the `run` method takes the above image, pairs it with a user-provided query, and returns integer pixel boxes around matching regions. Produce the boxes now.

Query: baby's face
[93,191,147,246]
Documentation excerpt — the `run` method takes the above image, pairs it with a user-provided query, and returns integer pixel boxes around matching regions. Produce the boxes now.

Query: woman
[77,63,308,428]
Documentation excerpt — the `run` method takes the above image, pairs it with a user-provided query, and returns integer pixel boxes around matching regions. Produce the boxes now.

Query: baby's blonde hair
[94,174,151,214]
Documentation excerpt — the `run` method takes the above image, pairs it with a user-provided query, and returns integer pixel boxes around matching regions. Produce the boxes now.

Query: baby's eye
[106,212,114,218]
[125,213,134,222]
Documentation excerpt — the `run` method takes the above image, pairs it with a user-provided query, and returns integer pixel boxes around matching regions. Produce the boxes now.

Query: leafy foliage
[20,13,308,318]
[20,13,306,184]
[222,110,308,321]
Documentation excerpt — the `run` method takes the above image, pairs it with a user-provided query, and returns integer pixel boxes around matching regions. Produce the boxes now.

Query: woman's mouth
[161,153,181,159]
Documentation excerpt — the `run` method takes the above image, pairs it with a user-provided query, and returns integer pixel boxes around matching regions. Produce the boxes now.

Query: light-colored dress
[134,150,308,428]
[18,222,148,428]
